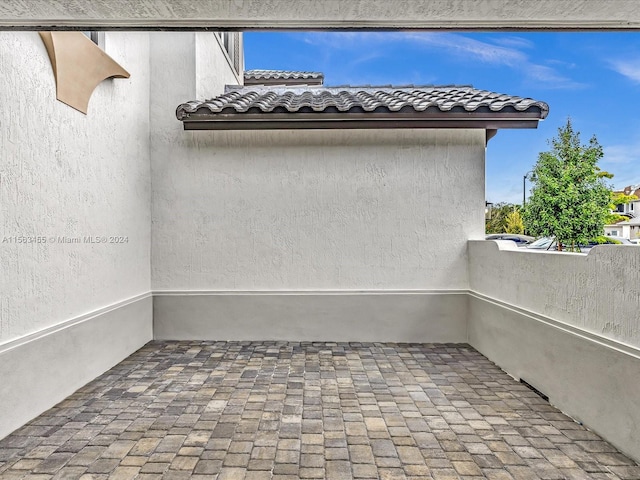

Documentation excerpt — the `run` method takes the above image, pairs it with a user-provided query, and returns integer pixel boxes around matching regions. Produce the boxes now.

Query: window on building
[83,31,104,47]
[216,32,243,76]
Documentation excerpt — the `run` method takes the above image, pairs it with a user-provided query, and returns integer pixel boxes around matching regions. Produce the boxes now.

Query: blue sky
[244,31,640,204]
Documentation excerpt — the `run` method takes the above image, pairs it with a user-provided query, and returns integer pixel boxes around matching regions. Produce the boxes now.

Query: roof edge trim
[181,118,542,131]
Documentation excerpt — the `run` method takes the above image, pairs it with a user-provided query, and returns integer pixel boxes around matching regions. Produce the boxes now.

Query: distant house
[613,184,640,218]
[605,216,640,241]
[605,184,640,240]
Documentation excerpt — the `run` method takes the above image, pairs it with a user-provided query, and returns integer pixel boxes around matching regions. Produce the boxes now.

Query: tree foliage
[505,209,524,234]
[605,191,639,225]
[523,119,611,251]
[485,203,521,234]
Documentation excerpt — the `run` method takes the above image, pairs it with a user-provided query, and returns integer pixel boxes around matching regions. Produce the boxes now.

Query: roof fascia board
[182,119,540,131]
[178,111,545,121]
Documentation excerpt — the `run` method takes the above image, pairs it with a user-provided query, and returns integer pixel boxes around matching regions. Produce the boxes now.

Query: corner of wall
[0,295,153,440]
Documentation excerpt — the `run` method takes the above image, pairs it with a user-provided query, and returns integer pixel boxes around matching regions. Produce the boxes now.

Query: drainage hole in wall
[520,378,549,402]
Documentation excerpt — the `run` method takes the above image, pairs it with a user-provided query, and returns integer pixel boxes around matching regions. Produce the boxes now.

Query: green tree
[523,119,611,251]
[505,209,524,234]
[485,203,521,234]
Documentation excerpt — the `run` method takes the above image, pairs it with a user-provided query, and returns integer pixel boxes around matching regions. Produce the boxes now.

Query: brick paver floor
[0,341,638,479]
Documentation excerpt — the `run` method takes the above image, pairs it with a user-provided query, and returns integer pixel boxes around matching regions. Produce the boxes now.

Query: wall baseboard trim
[152,289,639,357]
[152,289,469,296]
[0,295,153,441]
[153,290,469,342]
[0,292,152,354]
[468,291,640,360]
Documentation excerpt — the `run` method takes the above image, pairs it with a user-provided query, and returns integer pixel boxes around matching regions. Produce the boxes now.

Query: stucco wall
[467,240,640,462]
[196,32,242,99]
[152,129,485,291]
[0,31,152,343]
[149,32,240,291]
[148,33,484,339]
[0,31,153,439]
[468,240,640,348]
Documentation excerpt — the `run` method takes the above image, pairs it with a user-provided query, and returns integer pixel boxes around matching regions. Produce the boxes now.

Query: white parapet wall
[0,32,154,439]
[469,240,640,348]
[468,240,640,462]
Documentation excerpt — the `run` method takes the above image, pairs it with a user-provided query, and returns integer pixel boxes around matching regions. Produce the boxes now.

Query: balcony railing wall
[469,240,640,348]
[467,240,640,462]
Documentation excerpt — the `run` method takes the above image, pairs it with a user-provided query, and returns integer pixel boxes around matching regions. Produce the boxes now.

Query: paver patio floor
[0,341,638,480]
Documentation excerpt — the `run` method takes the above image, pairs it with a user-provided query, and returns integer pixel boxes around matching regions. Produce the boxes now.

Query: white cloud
[493,36,535,50]
[400,32,526,66]
[602,141,640,189]
[603,143,640,164]
[610,60,640,83]
[526,64,586,89]
[302,32,582,89]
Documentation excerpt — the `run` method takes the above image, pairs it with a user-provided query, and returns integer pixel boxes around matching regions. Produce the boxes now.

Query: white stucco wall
[152,129,485,291]
[196,32,242,98]
[0,31,152,343]
[469,240,640,348]
[149,32,240,286]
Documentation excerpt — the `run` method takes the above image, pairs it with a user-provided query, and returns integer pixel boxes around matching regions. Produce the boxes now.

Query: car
[526,236,555,250]
[527,235,632,252]
[485,234,535,246]
[601,236,632,244]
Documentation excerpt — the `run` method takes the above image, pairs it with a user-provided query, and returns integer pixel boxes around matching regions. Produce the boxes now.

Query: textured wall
[196,32,242,99]
[3,1,640,29]
[0,32,151,343]
[469,241,640,348]
[149,32,241,295]
[152,129,486,291]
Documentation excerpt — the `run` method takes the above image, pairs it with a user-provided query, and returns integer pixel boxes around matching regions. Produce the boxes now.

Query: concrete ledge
[4,0,640,30]
[0,294,153,440]
[153,290,468,342]
[468,293,640,463]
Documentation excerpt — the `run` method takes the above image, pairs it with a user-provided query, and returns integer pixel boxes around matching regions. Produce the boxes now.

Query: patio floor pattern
[0,341,638,480]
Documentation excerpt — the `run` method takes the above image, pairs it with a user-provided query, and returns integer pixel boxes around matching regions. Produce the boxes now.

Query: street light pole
[523,170,533,208]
